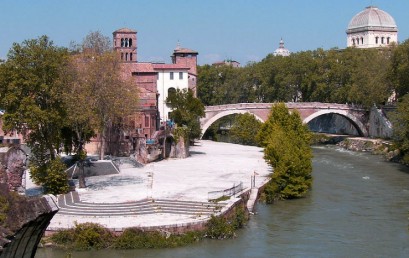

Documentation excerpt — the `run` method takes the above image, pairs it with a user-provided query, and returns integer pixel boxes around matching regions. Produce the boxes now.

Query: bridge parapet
[205,102,366,112]
[201,102,370,138]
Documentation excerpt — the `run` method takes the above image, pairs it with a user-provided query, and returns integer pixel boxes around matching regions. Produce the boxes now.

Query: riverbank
[38,141,271,235]
[312,133,400,162]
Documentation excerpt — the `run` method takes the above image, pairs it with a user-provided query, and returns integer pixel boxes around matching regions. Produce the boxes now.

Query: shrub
[206,215,235,239]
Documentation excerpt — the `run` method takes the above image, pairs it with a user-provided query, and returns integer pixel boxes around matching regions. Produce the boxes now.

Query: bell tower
[113,28,137,62]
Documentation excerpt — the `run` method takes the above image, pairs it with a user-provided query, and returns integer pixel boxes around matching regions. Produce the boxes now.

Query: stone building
[113,28,198,140]
[346,6,398,48]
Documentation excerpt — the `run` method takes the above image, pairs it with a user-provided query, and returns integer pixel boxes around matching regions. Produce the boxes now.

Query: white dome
[273,39,290,57]
[347,6,397,32]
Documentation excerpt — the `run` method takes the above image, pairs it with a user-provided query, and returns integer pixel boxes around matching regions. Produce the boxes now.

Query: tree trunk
[78,160,86,188]
[99,127,106,160]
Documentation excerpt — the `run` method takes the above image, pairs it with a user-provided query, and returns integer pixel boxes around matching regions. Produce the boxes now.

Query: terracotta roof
[134,62,156,72]
[153,64,190,70]
[113,28,137,33]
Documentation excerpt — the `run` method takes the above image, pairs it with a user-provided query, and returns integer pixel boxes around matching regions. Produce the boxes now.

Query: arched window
[125,53,128,61]
[129,38,133,47]
[375,36,379,44]
[387,37,390,44]
[130,53,133,61]
[121,38,124,47]
[121,53,124,60]
[125,38,129,47]
[168,87,176,100]
[361,37,364,44]
[352,38,356,45]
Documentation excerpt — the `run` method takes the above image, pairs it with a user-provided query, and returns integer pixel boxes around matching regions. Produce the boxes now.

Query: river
[36,145,409,258]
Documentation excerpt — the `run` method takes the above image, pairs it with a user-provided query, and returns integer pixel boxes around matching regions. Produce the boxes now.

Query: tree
[257,103,312,201]
[229,113,262,146]
[391,93,409,164]
[0,36,69,194]
[166,89,205,141]
[63,31,138,161]
[389,40,409,99]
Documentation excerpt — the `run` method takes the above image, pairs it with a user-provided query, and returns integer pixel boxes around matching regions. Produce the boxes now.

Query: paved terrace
[40,141,271,230]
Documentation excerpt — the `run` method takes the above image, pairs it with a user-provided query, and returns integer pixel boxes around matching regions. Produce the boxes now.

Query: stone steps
[57,192,224,217]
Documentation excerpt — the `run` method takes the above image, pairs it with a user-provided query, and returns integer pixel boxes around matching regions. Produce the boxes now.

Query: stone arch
[201,110,264,138]
[303,110,368,137]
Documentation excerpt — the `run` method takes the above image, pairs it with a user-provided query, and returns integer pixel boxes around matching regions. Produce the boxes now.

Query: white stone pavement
[39,140,271,230]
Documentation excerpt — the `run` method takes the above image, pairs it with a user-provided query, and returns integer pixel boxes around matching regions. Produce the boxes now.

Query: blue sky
[1,0,408,65]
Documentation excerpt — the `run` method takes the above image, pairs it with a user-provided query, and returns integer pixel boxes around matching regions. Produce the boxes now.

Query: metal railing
[208,182,243,201]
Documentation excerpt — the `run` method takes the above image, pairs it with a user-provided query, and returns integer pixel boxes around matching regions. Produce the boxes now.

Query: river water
[36,145,409,258]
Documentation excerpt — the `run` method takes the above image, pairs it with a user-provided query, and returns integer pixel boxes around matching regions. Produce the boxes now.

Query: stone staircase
[57,192,224,217]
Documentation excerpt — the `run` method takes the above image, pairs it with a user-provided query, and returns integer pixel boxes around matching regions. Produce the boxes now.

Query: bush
[206,215,235,239]
[51,222,113,250]
[30,158,69,195]
[113,228,202,249]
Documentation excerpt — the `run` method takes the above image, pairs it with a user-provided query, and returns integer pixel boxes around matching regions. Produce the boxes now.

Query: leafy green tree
[166,88,205,141]
[229,113,262,146]
[63,31,138,161]
[0,36,70,194]
[389,40,409,99]
[391,94,409,164]
[257,103,312,201]
[30,158,70,195]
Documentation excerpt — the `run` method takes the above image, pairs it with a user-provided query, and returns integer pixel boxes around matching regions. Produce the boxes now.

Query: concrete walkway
[43,141,271,230]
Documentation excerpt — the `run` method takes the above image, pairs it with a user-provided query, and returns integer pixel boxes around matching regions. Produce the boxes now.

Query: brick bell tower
[113,28,137,62]
[171,43,199,95]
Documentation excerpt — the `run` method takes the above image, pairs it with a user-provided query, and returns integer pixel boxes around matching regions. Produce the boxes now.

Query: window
[130,53,133,61]
[145,116,149,127]
[179,72,183,80]
[168,87,176,99]
[375,37,379,44]
[129,38,133,47]
[170,72,174,80]
[352,38,356,45]
[121,38,124,47]
[121,53,124,60]
[387,37,390,44]
[125,53,128,61]
[361,37,364,44]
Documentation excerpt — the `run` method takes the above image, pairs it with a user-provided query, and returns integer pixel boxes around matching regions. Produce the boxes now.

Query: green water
[36,145,409,257]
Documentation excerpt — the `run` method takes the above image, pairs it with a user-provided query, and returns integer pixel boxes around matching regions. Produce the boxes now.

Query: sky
[1,0,409,65]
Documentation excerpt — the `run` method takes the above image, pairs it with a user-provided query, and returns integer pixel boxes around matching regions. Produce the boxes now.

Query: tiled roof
[135,62,155,72]
[153,64,190,70]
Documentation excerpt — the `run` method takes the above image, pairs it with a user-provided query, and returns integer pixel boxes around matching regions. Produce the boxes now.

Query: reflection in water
[36,146,409,258]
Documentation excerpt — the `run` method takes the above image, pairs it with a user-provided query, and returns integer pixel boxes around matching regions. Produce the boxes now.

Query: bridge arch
[201,110,264,138]
[303,110,368,137]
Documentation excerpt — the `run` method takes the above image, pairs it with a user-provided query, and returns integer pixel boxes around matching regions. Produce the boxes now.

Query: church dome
[347,6,397,32]
[273,38,290,57]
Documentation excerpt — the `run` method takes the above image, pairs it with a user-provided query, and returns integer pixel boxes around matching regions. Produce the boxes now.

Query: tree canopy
[0,35,70,194]
[166,88,205,140]
[197,47,398,108]
[257,103,313,201]
[229,113,262,146]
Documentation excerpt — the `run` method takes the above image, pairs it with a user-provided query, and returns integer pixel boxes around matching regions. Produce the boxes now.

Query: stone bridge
[200,102,369,137]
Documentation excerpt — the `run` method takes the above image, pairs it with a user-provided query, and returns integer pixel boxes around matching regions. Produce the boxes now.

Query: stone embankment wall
[336,138,399,161]
[0,146,59,258]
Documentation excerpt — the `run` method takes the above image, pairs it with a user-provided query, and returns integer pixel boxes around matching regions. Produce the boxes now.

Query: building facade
[112,28,198,139]
[346,6,398,48]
